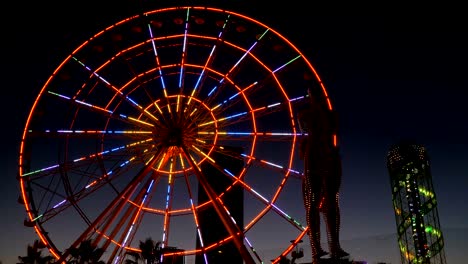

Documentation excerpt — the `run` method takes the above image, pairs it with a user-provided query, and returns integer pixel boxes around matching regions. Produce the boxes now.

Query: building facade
[195,146,244,264]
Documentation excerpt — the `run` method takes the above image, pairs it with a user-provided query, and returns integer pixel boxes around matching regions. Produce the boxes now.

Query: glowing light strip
[211,82,257,111]
[223,168,305,231]
[181,154,209,263]
[192,145,215,163]
[72,56,159,122]
[176,95,181,113]
[290,95,305,102]
[244,237,263,263]
[85,171,113,189]
[126,116,154,127]
[153,101,164,115]
[158,152,168,170]
[190,108,197,117]
[418,187,435,198]
[34,226,60,259]
[207,85,219,96]
[202,27,268,104]
[199,111,247,127]
[178,8,190,89]
[48,91,155,127]
[162,158,175,247]
[21,164,60,177]
[219,166,306,263]
[272,55,301,73]
[224,28,268,78]
[425,226,442,237]
[188,15,229,108]
[52,200,66,209]
[198,94,307,127]
[32,214,43,222]
[195,138,206,144]
[178,153,185,169]
[117,180,155,264]
[148,21,167,96]
[198,131,306,138]
[53,129,151,134]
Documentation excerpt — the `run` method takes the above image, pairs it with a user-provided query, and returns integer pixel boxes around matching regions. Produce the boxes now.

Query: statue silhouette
[297,88,349,263]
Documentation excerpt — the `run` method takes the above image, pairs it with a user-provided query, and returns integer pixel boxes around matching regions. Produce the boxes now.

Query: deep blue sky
[2,1,468,264]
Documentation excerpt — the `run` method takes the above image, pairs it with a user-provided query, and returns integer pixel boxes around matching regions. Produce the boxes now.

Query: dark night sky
[2,1,468,264]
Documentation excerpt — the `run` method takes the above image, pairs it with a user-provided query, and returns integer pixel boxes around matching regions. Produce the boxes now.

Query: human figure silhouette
[297,88,349,263]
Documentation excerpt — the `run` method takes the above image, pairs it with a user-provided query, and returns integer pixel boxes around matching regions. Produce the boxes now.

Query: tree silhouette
[17,240,54,264]
[123,238,162,264]
[67,239,105,264]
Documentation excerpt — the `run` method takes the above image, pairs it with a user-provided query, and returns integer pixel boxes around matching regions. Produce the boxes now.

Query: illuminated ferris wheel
[17,6,335,264]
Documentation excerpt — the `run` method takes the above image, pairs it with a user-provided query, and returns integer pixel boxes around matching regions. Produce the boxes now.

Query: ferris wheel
[17,6,334,264]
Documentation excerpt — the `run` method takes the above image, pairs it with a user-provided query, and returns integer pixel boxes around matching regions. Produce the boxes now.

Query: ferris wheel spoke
[200,27,270,111]
[175,8,190,95]
[56,149,163,263]
[199,130,304,143]
[34,148,155,224]
[46,90,157,129]
[72,56,161,124]
[21,137,153,180]
[181,145,257,264]
[147,20,168,97]
[193,92,308,134]
[132,79,177,129]
[196,186,264,263]
[110,36,174,130]
[102,176,160,262]
[26,129,153,141]
[184,145,291,263]
[198,148,305,233]
[183,15,233,118]
[104,36,175,126]
[240,153,303,179]
[158,151,179,250]
[144,22,186,128]
[217,97,306,132]
[208,81,259,117]
[196,104,271,131]
[21,157,121,222]
[24,150,155,216]
[179,161,210,263]
[243,236,264,263]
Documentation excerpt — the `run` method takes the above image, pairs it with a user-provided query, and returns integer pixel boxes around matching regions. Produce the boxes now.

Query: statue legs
[302,171,328,263]
[303,154,349,263]
[322,192,349,259]
[321,157,349,259]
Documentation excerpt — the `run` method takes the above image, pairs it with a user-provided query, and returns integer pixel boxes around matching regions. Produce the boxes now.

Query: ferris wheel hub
[164,126,184,146]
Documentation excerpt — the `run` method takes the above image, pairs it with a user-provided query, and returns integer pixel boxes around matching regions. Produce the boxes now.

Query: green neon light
[425,226,442,237]
[32,214,43,222]
[418,187,434,198]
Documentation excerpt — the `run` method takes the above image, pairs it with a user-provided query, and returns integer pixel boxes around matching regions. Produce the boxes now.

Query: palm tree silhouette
[67,239,105,264]
[17,240,54,264]
[138,238,162,264]
[124,237,162,264]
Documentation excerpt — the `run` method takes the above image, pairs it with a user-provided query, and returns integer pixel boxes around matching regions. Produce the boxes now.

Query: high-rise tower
[195,145,244,264]
[386,141,446,264]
